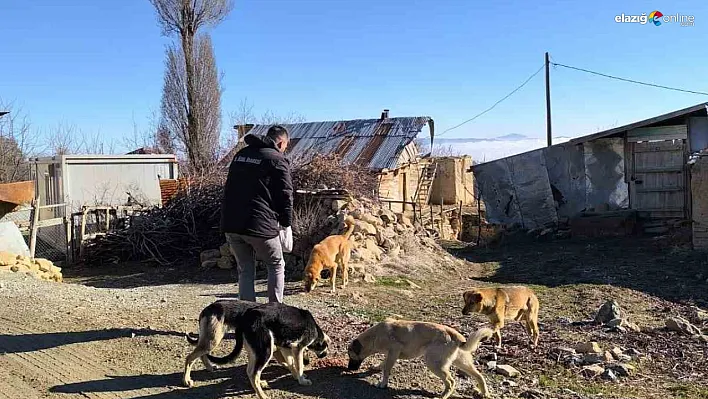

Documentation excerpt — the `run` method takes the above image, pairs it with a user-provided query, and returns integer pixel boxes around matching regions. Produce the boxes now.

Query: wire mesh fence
[35,224,68,262]
[1,204,68,262]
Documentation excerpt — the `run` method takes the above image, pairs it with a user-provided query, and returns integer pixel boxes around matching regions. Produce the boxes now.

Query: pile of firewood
[82,179,225,266]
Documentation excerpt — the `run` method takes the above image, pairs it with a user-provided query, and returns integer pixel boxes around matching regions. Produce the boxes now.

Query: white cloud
[421,136,572,163]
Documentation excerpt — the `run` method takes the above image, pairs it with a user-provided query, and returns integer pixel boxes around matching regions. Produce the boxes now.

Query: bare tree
[224,98,306,157]
[0,101,37,183]
[149,0,232,174]
[82,130,117,155]
[46,122,119,156]
[122,110,177,155]
[160,37,221,170]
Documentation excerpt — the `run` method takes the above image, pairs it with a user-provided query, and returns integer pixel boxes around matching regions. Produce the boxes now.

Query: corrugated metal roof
[568,102,708,145]
[222,116,433,171]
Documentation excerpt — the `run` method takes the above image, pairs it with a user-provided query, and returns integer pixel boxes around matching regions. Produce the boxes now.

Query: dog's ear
[349,339,362,355]
[463,291,478,303]
[464,291,482,304]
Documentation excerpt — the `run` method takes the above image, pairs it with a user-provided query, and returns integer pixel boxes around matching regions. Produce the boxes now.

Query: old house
[472,103,708,237]
[224,111,443,212]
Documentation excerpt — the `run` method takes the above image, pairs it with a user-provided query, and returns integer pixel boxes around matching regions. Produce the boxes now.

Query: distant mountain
[417,133,571,146]
[496,133,529,141]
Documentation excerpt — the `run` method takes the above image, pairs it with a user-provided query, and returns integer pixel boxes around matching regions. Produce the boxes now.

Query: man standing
[221,125,292,303]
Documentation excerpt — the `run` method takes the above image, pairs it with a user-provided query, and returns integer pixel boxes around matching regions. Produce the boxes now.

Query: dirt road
[1,237,707,399]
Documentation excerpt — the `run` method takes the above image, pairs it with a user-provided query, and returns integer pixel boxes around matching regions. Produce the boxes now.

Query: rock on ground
[666,316,702,335]
[595,299,622,324]
[574,341,602,354]
[581,365,605,378]
[495,364,521,378]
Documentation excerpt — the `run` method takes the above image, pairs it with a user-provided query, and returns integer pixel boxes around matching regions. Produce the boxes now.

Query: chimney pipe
[380,109,389,120]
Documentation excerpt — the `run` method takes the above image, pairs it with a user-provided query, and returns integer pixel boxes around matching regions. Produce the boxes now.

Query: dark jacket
[220,134,293,238]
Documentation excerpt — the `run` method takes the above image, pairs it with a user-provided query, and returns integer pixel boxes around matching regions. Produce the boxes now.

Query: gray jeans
[224,233,285,303]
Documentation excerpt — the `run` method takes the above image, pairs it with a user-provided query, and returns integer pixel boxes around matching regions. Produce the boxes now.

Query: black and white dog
[239,303,330,399]
[183,299,259,387]
[183,300,329,398]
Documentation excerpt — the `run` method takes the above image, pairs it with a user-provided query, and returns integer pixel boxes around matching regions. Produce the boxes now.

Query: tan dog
[347,318,493,399]
[303,215,355,293]
[462,285,540,348]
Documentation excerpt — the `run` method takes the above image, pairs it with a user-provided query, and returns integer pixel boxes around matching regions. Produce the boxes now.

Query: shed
[472,103,708,230]
[222,112,438,211]
[29,154,179,211]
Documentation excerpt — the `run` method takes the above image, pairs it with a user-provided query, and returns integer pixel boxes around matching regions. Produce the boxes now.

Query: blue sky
[1,0,707,151]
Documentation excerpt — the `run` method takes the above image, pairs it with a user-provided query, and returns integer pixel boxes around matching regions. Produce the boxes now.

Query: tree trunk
[182,30,201,172]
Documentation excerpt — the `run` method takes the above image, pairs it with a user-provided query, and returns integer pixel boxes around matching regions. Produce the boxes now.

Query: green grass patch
[349,307,390,323]
[668,384,708,399]
[375,276,412,288]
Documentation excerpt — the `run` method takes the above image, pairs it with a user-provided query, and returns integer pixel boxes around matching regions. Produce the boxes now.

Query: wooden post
[429,204,433,229]
[79,207,89,258]
[440,205,445,236]
[412,202,417,224]
[64,216,73,264]
[29,195,41,258]
[105,208,110,231]
[545,52,553,147]
[476,189,483,246]
[458,200,463,241]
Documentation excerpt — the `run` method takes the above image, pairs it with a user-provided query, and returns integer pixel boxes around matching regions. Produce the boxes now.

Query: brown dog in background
[303,216,355,293]
[462,286,540,348]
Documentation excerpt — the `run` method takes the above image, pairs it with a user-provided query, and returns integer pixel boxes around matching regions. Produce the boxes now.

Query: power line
[551,62,708,96]
[438,63,545,137]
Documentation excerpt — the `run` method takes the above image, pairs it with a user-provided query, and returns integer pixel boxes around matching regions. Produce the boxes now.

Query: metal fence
[2,200,69,262]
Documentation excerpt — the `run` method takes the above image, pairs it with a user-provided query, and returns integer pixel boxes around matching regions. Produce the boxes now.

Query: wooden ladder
[414,161,437,206]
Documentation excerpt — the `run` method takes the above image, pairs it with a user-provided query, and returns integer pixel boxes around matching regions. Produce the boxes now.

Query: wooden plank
[38,203,66,210]
[28,195,40,258]
[632,147,685,153]
[36,217,64,228]
[635,187,683,193]
[633,141,684,151]
[635,206,685,211]
[634,166,684,173]
[627,134,687,143]
[627,125,687,142]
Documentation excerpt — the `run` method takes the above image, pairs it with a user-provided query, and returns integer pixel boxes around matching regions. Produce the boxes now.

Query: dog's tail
[342,216,356,240]
[185,332,200,345]
[206,329,244,365]
[460,327,494,353]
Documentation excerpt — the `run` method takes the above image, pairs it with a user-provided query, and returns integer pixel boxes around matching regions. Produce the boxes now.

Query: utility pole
[545,52,552,147]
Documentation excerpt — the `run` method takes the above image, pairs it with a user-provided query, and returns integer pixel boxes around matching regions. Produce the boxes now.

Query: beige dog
[303,216,355,293]
[462,285,540,348]
[347,318,493,399]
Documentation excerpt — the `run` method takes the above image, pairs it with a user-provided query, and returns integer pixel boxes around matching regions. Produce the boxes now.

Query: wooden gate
[628,130,688,219]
